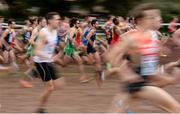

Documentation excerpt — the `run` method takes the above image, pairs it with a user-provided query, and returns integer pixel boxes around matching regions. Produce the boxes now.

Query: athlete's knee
[96,56,102,65]
[78,59,83,65]
[47,83,55,91]
[54,79,66,90]
[87,59,94,65]
[49,85,55,91]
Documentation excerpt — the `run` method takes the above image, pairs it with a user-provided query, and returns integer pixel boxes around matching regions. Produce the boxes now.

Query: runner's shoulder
[121,29,138,40]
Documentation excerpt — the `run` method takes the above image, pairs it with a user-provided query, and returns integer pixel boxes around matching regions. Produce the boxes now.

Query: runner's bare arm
[69,28,75,42]
[172,29,180,46]
[0,29,9,47]
[105,36,132,65]
[29,29,38,45]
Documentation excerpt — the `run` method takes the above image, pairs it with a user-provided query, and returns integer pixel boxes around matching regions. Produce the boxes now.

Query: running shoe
[101,70,105,81]
[36,108,47,113]
[19,79,33,88]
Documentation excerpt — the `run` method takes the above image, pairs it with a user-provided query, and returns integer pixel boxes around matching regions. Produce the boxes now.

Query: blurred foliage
[0,0,180,22]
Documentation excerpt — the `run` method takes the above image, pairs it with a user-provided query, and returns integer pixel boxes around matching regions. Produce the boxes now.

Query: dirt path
[0,40,180,113]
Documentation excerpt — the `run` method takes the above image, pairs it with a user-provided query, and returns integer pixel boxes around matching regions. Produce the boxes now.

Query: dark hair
[45,12,59,21]
[112,17,119,25]
[38,16,45,24]
[69,17,78,28]
[91,19,98,26]
[87,20,91,25]
[129,3,158,24]
[107,15,112,20]
[29,16,38,25]
[8,19,15,25]
[128,17,134,23]
[61,16,65,21]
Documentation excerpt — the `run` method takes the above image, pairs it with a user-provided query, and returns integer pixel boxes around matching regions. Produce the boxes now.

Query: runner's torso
[127,30,160,76]
[34,27,58,62]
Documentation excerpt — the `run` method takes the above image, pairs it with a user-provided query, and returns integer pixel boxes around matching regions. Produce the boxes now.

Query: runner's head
[8,19,16,29]
[45,12,61,29]
[107,15,114,21]
[69,17,79,28]
[112,17,119,25]
[75,20,80,28]
[130,3,162,30]
[91,19,99,29]
[29,16,38,27]
[173,16,179,22]
[24,19,31,26]
[38,16,46,28]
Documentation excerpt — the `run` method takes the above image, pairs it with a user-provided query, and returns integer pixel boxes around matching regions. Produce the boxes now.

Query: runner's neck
[47,26,55,33]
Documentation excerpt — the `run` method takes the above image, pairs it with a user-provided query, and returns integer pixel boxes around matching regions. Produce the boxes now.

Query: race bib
[140,56,158,76]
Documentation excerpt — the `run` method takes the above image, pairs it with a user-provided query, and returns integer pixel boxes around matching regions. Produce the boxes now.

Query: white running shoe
[101,70,105,81]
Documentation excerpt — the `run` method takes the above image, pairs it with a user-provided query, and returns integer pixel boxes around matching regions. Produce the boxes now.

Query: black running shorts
[35,62,59,82]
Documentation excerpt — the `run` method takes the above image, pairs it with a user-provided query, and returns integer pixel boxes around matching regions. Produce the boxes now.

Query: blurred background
[0,0,180,22]
[1,0,180,33]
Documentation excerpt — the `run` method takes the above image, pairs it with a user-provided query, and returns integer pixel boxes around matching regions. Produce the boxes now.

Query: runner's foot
[19,79,33,88]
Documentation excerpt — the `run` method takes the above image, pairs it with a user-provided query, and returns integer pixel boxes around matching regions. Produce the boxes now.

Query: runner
[0,19,19,70]
[106,3,180,113]
[33,12,64,113]
[21,16,38,45]
[57,17,70,52]
[103,15,114,48]
[110,17,121,46]
[19,17,47,88]
[63,17,91,83]
[86,19,103,87]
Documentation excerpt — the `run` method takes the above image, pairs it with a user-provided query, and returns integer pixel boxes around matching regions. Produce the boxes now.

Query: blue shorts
[87,46,96,54]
